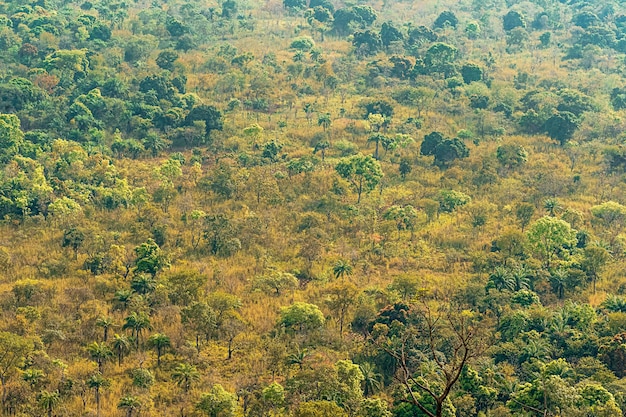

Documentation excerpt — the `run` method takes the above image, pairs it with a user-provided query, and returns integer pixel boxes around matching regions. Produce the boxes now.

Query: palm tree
[130,274,157,295]
[142,133,169,157]
[333,260,353,280]
[87,341,114,373]
[118,395,141,417]
[487,266,514,292]
[318,113,331,132]
[172,363,200,417]
[37,390,60,417]
[147,333,171,367]
[359,362,381,396]
[511,266,531,291]
[172,363,200,394]
[87,373,110,417]
[286,347,308,371]
[123,312,151,349]
[112,334,131,366]
[313,140,330,161]
[602,295,626,313]
[550,268,568,299]
[113,289,133,311]
[543,198,562,217]
[95,317,114,342]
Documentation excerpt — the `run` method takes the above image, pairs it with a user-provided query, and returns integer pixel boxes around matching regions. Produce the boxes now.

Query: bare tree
[370,300,491,417]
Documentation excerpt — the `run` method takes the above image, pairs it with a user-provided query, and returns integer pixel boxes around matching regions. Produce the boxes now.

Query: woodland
[4,0,626,415]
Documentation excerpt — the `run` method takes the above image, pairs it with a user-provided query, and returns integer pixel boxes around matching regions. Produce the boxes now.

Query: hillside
[2,0,626,415]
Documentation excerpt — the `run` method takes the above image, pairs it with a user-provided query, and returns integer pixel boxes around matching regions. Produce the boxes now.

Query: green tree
[279,302,325,333]
[95,317,114,342]
[333,260,353,279]
[423,43,458,78]
[359,362,382,396]
[134,239,169,277]
[253,270,298,296]
[438,190,471,213]
[544,111,580,145]
[318,113,331,132]
[156,50,179,70]
[112,334,131,366]
[172,363,200,394]
[181,301,216,351]
[118,395,141,417]
[335,154,383,203]
[503,10,526,31]
[196,384,237,417]
[460,63,482,84]
[37,390,60,417]
[527,216,577,268]
[0,332,33,406]
[122,312,152,349]
[581,245,610,294]
[87,341,114,373]
[87,373,110,417]
[516,203,535,231]
[147,333,171,367]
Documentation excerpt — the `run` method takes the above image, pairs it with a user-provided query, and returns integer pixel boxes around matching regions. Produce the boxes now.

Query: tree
[581,245,610,294]
[156,50,179,70]
[0,332,33,406]
[496,144,528,169]
[87,341,114,373]
[283,0,306,11]
[324,281,359,338]
[181,302,216,351]
[503,10,526,31]
[62,228,85,260]
[527,216,577,268]
[516,203,535,231]
[253,270,298,295]
[591,201,626,235]
[147,333,171,367]
[313,139,330,161]
[38,390,60,417]
[438,190,471,213]
[0,114,25,163]
[333,260,354,279]
[371,302,489,417]
[380,21,404,47]
[87,373,110,417]
[335,154,383,203]
[172,363,200,394]
[295,401,347,417]
[423,43,458,78]
[197,384,237,417]
[359,362,382,396]
[122,312,152,349]
[112,334,131,366]
[134,239,169,277]
[353,30,383,56]
[460,63,482,84]
[130,274,157,295]
[118,395,141,417]
[434,11,458,29]
[368,133,385,160]
[318,113,331,132]
[544,111,579,145]
[95,317,114,342]
[186,105,224,139]
[279,302,325,333]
